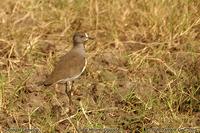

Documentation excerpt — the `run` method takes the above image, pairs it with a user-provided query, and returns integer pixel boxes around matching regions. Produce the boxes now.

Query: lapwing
[44,32,93,105]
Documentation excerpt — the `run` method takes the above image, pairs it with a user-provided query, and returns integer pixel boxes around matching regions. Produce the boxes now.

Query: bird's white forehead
[85,33,88,38]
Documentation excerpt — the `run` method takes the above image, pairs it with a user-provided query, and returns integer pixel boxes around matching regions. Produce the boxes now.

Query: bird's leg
[71,81,74,95]
[65,81,72,106]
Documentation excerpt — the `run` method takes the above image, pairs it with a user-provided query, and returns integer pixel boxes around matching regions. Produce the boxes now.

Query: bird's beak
[88,36,95,40]
[85,33,95,40]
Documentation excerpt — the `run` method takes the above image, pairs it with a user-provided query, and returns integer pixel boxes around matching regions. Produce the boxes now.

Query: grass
[0,0,200,132]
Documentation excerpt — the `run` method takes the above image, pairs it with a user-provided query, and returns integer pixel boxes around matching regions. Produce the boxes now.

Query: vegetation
[0,0,199,132]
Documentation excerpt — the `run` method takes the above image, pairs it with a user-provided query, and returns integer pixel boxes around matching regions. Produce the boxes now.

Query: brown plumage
[44,49,86,86]
[44,32,93,86]
[43,32,93,109]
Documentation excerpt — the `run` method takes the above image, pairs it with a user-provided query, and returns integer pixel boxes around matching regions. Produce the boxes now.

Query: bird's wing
[44,50,85,85]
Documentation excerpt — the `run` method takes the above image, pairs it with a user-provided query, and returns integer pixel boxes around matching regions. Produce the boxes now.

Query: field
[0,0,200,132]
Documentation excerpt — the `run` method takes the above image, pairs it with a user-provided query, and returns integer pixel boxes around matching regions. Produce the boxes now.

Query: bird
[43,32,93,105]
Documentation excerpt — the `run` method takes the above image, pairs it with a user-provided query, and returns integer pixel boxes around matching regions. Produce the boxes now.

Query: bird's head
[73,32,94,44]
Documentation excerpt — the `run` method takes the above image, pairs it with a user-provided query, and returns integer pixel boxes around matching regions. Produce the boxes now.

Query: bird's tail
[35,81,52,86]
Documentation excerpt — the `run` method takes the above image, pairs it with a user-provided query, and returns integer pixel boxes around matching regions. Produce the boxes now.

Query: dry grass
[0,0,200,132]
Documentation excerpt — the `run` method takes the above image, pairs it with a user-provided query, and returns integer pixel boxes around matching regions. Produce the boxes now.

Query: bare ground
[0,0,200,132]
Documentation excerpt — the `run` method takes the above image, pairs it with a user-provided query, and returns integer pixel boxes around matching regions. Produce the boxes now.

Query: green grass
[0,0,200,132]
